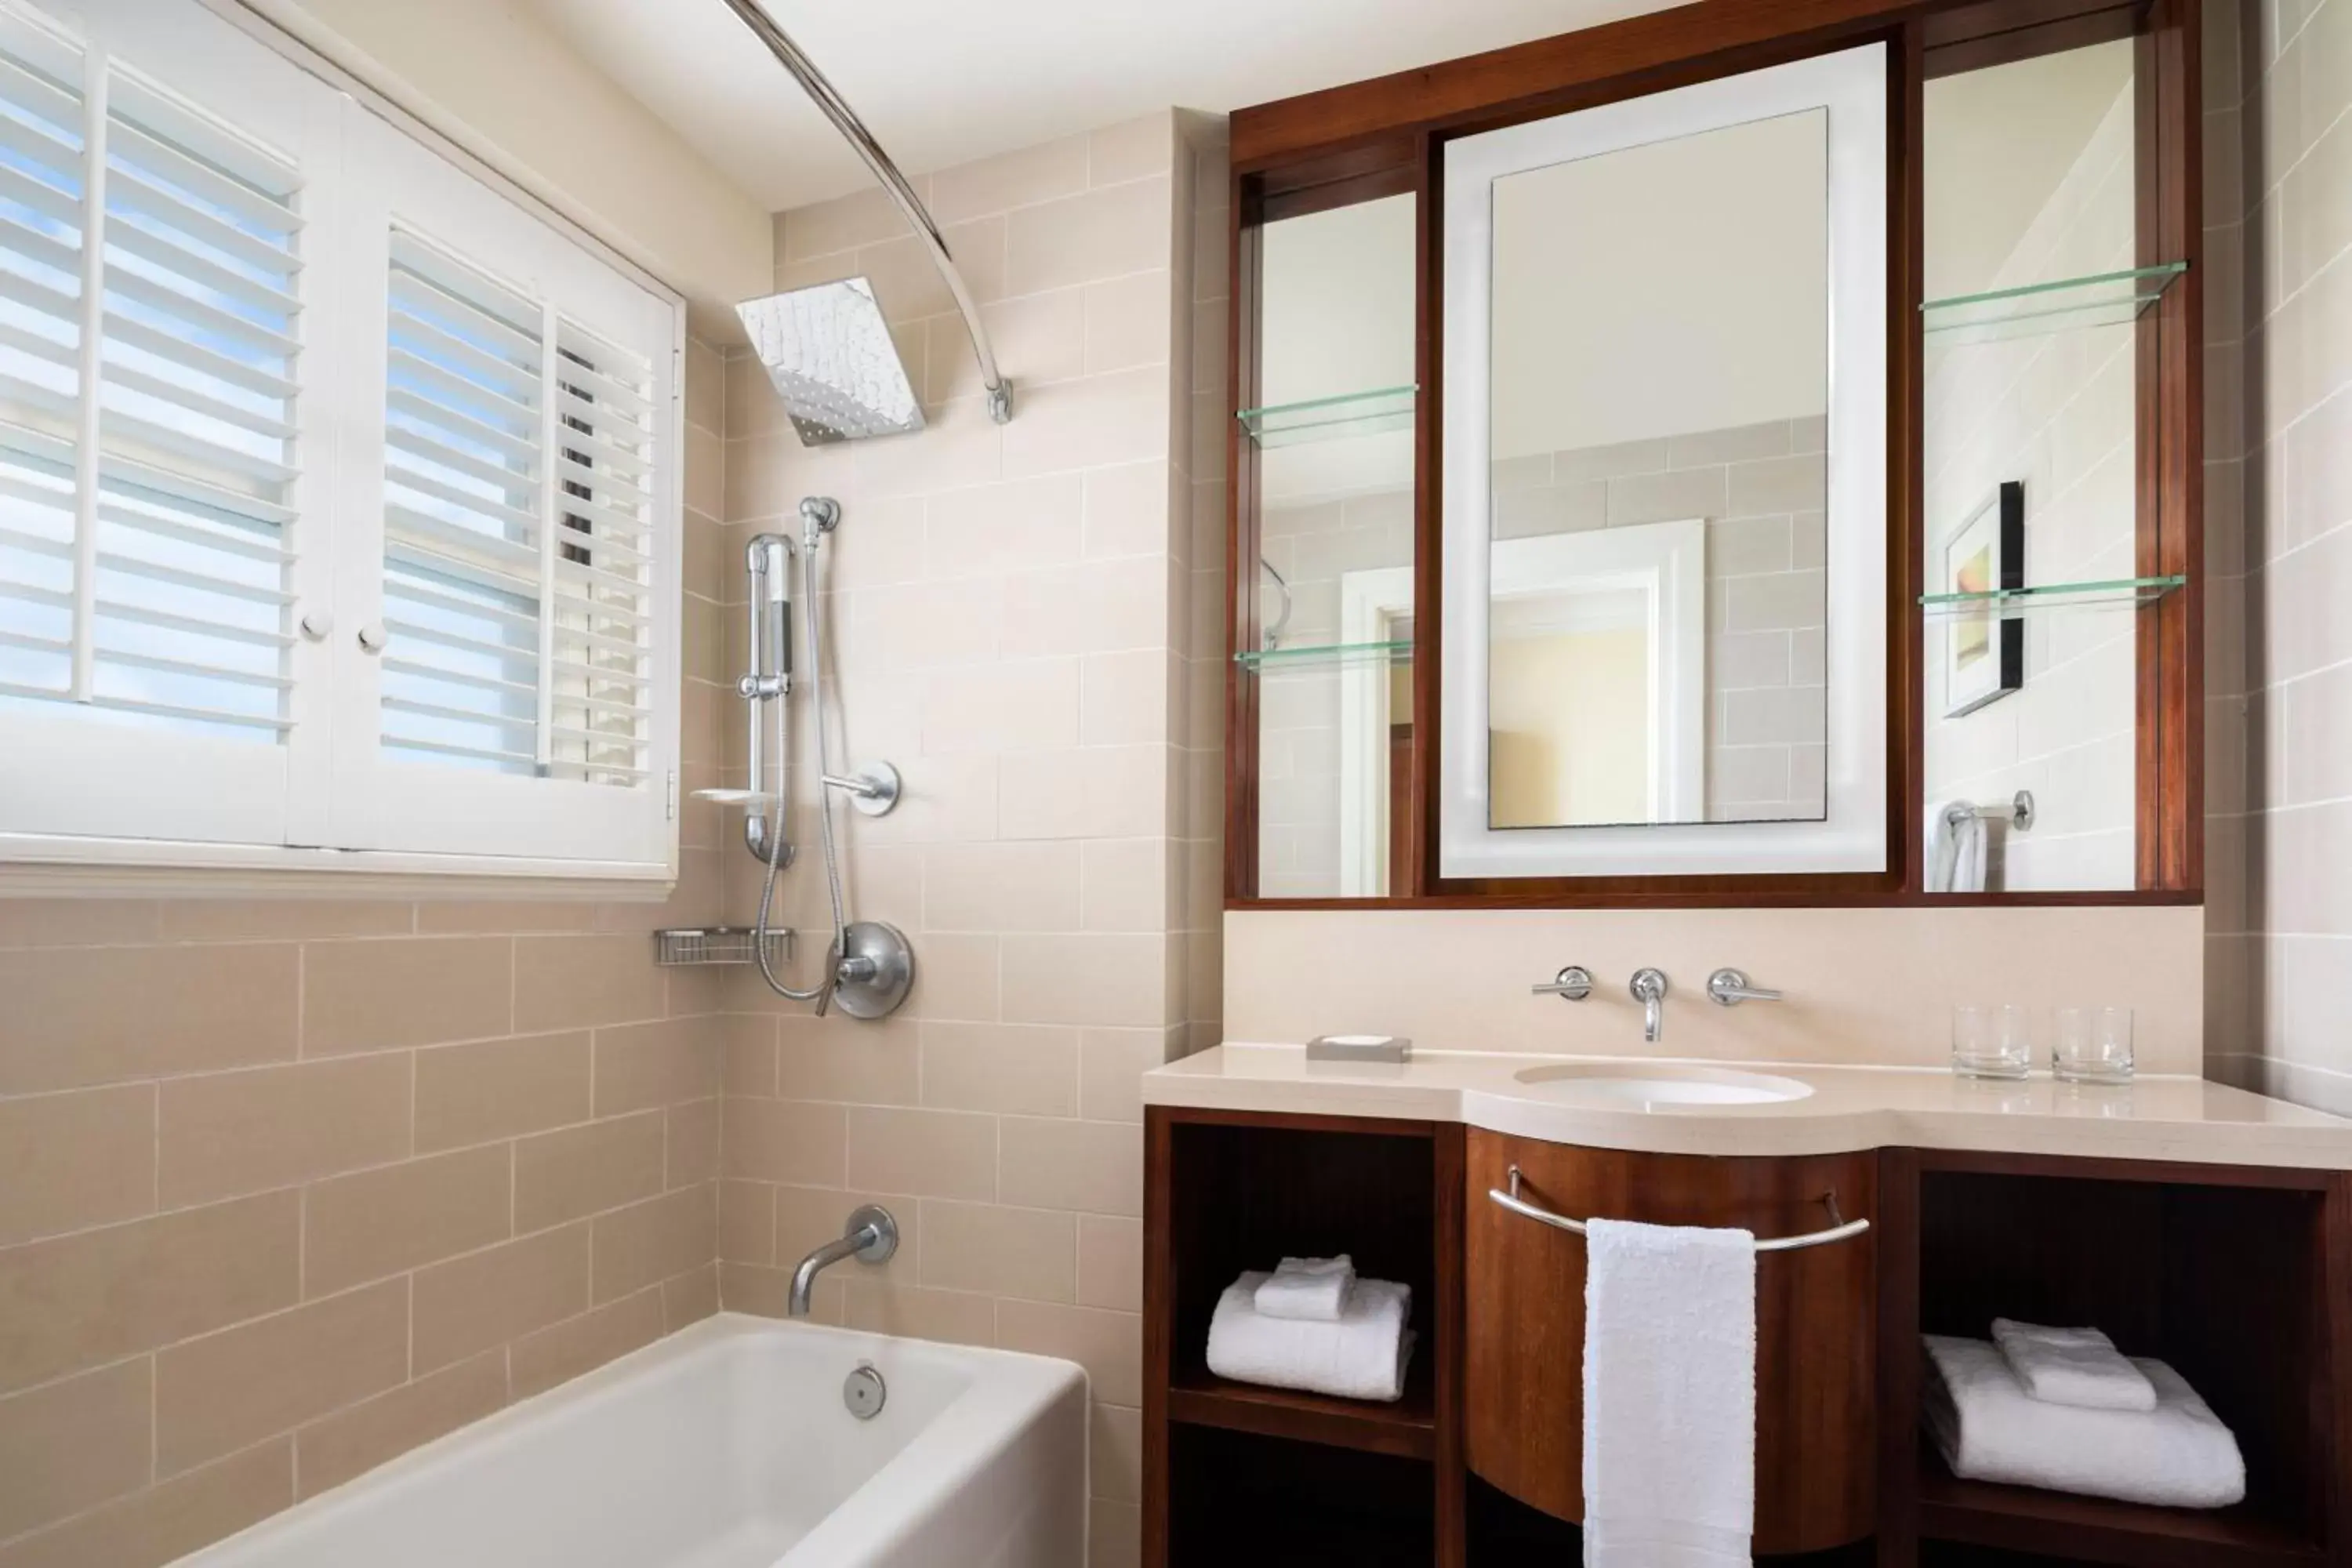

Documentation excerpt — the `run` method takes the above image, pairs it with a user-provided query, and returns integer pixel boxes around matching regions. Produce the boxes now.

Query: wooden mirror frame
[1221,0,2204,910]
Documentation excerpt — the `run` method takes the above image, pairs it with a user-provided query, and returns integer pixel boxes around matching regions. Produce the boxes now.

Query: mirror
[1487,111,1827,828]
[1921,39,2150,895]
[1243,193,1417,898]
[1440,46,1886,880]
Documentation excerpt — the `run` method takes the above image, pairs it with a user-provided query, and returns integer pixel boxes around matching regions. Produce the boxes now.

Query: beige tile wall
[0,340,734,1567]
[710,112,1225,1568]
[2207,0,2352,1112]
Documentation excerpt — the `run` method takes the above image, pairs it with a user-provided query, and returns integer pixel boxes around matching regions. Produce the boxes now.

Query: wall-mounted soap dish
[654,927,793,967]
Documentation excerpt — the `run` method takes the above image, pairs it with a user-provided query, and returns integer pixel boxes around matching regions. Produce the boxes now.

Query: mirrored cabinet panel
[1920,36,2190,895]
[1440,46,1886,883]
[1240,192,1417,898]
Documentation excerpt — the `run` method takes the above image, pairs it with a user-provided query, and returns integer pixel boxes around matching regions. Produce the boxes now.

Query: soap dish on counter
[1307,1035,1412,1065]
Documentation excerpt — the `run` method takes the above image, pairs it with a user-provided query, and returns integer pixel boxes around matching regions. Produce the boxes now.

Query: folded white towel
[1991,1319,2158,1412]
[1205,1270,1411,1402]
[1254,1255,1355,1322]
[1583,1218,1756,1568]
[1923,1335,2244,1508]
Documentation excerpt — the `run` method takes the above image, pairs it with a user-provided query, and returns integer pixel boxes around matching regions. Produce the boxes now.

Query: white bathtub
[173,1314,1089,1568]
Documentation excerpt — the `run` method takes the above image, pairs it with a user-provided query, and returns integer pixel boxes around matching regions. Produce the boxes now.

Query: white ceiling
[524,0,1654,212]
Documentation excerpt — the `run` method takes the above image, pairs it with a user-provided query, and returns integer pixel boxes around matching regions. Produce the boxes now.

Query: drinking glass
[2053,1006,2134,1083]
[1951,1004,2033,1080]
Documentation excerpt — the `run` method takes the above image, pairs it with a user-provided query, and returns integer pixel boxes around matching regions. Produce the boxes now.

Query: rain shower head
[736,278,924,445]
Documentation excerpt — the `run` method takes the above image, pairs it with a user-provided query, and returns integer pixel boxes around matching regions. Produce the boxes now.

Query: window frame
[0,0,688,897]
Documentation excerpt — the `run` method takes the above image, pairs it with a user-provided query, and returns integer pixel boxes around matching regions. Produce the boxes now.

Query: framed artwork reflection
[1941,480,2024,717]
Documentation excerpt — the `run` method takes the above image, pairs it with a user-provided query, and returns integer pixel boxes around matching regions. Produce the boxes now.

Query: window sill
[0,833,677,901]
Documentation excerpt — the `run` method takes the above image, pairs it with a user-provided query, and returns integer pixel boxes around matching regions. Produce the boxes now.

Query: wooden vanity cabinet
[1464,1131,1878,1555]
[1146,1105,2352,1566]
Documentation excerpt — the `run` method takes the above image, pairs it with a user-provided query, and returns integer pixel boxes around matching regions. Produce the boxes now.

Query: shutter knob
[299,611,334,641]
[357,621,388,654]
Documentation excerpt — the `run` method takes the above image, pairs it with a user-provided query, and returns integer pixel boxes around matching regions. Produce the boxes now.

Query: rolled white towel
[1254,1255,1355,1322]
[1923,1335,2244,1508]
[1207,1271,1413,1403]
[1991,1319,2158,1412]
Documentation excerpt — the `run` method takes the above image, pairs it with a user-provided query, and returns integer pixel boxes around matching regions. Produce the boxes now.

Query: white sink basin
[1512,1062,1814,1110]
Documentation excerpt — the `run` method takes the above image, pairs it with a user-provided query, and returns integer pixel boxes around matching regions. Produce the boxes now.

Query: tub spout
[789,1204,898,1316]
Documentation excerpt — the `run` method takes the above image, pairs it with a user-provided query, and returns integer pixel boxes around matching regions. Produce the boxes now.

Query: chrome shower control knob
[356,621,387,653]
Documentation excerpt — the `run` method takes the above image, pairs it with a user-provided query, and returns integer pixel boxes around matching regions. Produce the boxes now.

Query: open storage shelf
[1235,383,1417,446]
[1168,1349,1436,1459]
[1169,1425,1436,1568]
[1918,575,2186,619]
[1232,637,1413,671]
[1918,1448,2324,1568]
[1147,1108,1461,1568]
[1885,1151,2351,1568]
[1919,262,2187,343]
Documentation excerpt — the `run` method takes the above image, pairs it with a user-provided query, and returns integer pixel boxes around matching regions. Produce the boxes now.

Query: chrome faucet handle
[1630,967,1668,1043]
[1532,965,1594,1001]
[1707,967,1784,1007]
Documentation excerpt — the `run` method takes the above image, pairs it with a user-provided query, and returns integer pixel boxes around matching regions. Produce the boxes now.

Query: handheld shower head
[737,278,923,445]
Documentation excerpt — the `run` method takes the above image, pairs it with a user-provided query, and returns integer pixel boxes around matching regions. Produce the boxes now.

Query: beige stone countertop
[1142,1044,2352,1169]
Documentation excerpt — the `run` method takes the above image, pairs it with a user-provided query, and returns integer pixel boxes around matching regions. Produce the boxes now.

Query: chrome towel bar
[1489,1165,1871,1253]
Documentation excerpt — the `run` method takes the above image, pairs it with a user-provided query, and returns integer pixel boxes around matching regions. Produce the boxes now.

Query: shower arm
[717,0,1014,426]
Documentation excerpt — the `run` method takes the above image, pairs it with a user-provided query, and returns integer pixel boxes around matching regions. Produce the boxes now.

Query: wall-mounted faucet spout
[1631,967,1669,1044]
[789,1205,898,1316]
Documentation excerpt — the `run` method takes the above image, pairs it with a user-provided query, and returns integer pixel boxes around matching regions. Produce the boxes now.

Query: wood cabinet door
[1465,1129,1878,1554]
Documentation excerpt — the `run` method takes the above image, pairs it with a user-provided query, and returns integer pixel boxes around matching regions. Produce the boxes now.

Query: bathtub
[174,1314,1089,1568]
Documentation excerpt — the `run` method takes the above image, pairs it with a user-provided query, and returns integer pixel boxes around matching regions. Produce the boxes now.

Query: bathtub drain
[844,1362,887,1420]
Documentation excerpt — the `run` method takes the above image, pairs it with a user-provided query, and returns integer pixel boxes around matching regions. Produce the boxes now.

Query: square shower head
[736,277,925,445]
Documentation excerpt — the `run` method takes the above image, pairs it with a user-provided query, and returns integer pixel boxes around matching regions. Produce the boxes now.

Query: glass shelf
[1921,262,2188,343]
[1919,575,2186,619]
[1236,385,1416,447]
[1233,638,1413,671]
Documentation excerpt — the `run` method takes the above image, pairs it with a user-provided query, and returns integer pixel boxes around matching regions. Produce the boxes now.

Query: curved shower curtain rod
[715,0,1014,425]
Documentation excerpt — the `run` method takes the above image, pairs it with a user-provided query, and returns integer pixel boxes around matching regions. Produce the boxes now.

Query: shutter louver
[0,9,85,708]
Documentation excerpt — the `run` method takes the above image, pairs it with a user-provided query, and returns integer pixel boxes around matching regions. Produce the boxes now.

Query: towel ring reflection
[1489,1165,1871,1253]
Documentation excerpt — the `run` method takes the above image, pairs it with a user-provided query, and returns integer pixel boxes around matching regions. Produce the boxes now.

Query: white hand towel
[1991,1319,2159,1412]
[1929,800,1987,893]
[1205,1271,1412,1402]
[1254,1255,1356,1322]
[1582,1218,1756,1568]
[1923,1335,2244,1508]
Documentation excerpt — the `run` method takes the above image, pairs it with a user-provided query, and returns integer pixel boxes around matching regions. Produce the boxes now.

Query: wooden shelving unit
[1145,1107,1463,1568]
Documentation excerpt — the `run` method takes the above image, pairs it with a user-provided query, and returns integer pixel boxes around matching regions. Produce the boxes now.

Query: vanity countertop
[1143,1044,2352,1168]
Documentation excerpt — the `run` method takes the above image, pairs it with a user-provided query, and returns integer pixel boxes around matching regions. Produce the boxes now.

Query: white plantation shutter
[0,0,681,883]
[328,102,677,869]
[0,0,333,849]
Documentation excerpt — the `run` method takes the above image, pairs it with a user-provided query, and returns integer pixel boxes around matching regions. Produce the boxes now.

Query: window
[0,0,682,884]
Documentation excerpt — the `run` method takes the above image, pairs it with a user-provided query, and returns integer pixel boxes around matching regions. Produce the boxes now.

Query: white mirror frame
[1439,42,1889,880]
